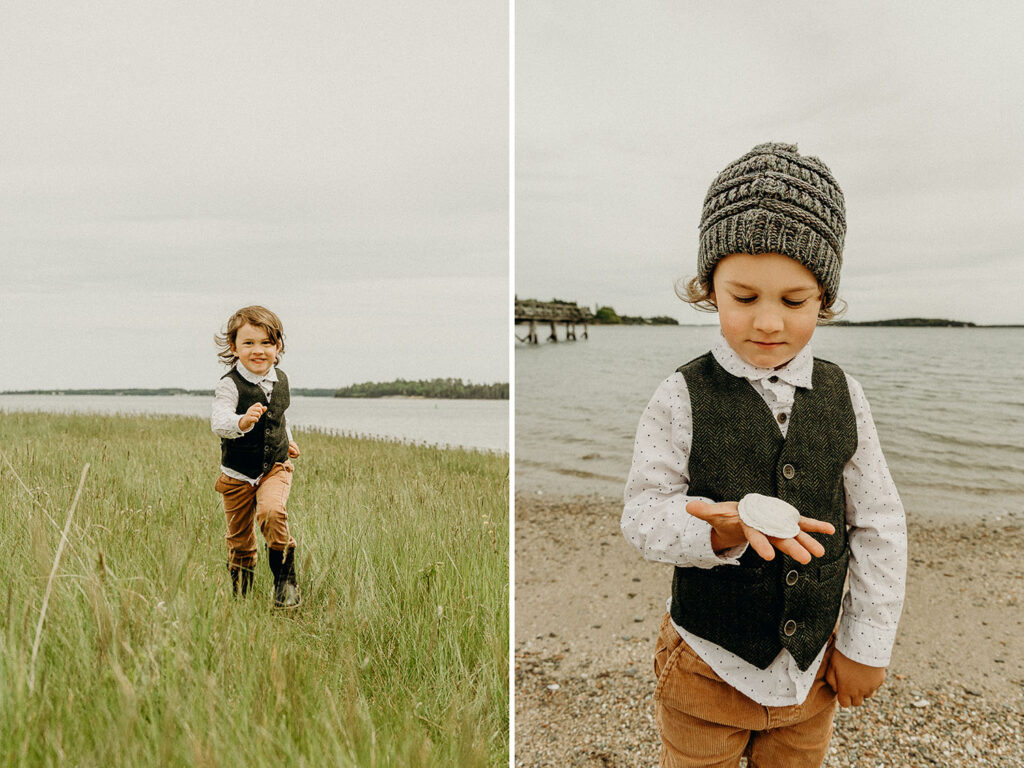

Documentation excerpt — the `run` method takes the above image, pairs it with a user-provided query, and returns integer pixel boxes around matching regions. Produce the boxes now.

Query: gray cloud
[2,0,508,389]
[516,0,1024,325]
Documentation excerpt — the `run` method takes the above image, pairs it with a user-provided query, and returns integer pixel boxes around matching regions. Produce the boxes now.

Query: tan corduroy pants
[653,614,838,768]
[214,460,296,569]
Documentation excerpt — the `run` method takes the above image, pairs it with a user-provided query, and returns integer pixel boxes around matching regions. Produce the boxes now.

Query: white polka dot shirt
[210,363,293,485]
[622,337,907,707]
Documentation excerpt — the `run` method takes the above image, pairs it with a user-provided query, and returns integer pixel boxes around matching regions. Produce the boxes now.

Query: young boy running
[622,143,907,767]
[212,305,301,608]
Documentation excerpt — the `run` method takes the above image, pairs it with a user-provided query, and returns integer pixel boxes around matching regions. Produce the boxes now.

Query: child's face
[711,252,822,369]
[230,323,281,376]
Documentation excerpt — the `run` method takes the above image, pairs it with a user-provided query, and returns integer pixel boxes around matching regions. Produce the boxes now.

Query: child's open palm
[685,499,835,564]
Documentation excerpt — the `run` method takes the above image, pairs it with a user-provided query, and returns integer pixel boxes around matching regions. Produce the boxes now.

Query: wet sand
[514,494,1024,766]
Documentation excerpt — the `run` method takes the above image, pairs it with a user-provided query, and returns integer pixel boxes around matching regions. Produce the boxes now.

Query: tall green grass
[0,412,509,767]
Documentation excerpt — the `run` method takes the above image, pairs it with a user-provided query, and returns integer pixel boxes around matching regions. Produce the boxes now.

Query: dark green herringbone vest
[670,353,857,670]
[220,367,290,479]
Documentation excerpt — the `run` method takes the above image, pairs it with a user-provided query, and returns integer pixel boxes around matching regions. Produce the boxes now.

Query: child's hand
[825,650,886,707]
[288,440,300,458]
[684,499,835,564]
[238,403,267,431]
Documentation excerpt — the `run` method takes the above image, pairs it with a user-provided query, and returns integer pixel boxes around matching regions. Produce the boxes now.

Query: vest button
[786,570,799,586]
[783,619,797,636]
[782,463,796,479]
[777,413,787,425]
[768,375,779,383]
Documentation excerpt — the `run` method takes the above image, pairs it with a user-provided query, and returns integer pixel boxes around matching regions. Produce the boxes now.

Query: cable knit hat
[697,142,846,305]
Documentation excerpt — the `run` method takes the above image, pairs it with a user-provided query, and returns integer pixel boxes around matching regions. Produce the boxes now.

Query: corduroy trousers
[214,460,296,569]
[653,614,837,768]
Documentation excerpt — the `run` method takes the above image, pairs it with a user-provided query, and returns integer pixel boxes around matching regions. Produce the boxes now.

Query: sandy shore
[514,495,1024,766]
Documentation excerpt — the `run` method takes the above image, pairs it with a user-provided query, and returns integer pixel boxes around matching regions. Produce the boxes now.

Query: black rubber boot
[267,547,300,609]
[228,565,254,597]
[283,547,301,606]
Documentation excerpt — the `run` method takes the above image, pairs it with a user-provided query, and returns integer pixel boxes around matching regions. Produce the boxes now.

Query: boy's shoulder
[674,350,714,375]
[811,356,847,379]
[811,355,844,370]
[811,356,862,386]
[673,351,857,393]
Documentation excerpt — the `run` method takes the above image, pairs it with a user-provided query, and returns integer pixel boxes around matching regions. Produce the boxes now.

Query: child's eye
[783,298,808,308]
[732,294,756,304]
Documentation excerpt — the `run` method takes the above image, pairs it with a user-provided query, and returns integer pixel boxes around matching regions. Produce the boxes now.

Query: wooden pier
[515,299,594,343]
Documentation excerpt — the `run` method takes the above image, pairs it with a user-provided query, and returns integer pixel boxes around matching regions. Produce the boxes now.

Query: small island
[332,379,508,400]
[830,318,976,327]
[592,306,679,325]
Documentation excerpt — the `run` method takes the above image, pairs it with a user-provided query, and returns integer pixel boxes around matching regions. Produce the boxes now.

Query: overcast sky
[1,1,507,390]
[516,1,1024,325]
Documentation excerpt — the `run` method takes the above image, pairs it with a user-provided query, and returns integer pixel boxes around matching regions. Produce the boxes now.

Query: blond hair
[214,306,286,367]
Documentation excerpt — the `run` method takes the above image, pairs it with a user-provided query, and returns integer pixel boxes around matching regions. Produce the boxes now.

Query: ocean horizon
[515,325,1024,523]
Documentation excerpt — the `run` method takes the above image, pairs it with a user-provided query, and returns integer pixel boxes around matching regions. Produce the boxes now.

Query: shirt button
[782,463,796,479]
[768,375,779,383]
[786,570,799,586]
[777,413,787,425]
[783,619,797,637]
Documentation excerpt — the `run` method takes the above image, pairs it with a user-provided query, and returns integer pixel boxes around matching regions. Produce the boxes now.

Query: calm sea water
[0,394,508,453]
[515,326,1024,522]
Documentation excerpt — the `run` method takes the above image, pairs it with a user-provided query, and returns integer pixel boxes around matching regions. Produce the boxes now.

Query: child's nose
[752,310,784,333]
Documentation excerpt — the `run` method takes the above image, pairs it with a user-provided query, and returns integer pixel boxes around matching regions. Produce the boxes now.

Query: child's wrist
[710,529,737,553]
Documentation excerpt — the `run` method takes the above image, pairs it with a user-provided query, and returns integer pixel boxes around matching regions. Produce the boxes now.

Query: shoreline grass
[0,412,509,767]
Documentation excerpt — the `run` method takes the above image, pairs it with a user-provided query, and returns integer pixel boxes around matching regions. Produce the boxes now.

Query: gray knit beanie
[697,142,846,305]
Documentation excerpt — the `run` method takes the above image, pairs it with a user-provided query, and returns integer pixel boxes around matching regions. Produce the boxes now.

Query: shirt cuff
[835,615,897,667]
[682,513,749,568]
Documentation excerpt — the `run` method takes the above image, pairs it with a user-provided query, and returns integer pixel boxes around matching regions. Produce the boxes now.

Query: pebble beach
[514,495,1024,767]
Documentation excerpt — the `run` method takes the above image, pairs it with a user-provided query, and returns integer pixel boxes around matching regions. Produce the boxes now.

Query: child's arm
[238,403,266,431]
[830,375,907,706]
[684,499,836,565]
[826,651,886,708]
[622,373,749,568]
[623,373,830,567]
[211,378,261,438]
[284,417,299,457]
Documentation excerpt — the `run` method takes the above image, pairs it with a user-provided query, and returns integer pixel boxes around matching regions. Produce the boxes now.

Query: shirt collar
[234,362,278,386]
[710,335,814,389]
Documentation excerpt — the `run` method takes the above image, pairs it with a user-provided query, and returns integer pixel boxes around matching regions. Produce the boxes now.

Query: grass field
[0,412,509,767]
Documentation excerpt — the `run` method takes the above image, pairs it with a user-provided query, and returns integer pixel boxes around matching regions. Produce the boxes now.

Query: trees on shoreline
[3,380,510,400]
[333,378,509,400]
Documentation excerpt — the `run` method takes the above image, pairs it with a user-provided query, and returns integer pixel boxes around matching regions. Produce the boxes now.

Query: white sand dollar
[737,493,801,538]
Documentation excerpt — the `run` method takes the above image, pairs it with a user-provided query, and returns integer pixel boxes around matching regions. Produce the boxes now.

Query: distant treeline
[4,388,214,397]
[593,306,679,325]
[3,387,339,397]
[333,379,509,400]
[831,318,976,327]
[588,310,989,328]
[1,383,509,399]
